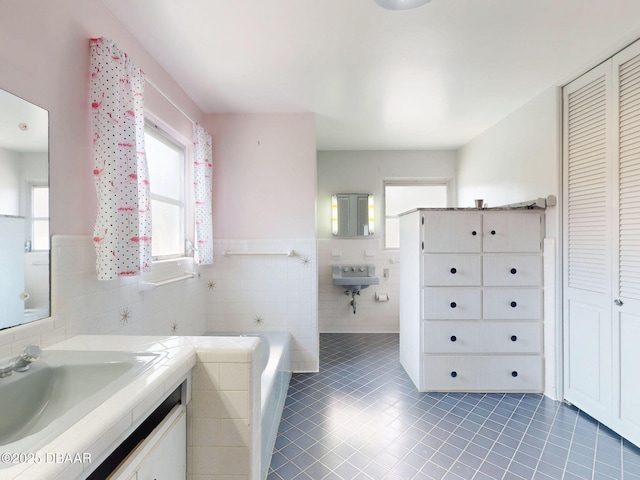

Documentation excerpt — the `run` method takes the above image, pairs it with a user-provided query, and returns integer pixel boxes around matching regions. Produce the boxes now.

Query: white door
[612,41,640,444]
[563,60,614,422]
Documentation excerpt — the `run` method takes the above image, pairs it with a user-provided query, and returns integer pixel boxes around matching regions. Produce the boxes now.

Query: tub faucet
[12,345,42,372]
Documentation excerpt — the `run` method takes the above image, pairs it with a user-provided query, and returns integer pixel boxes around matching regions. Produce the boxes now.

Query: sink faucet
[11,345,42,372]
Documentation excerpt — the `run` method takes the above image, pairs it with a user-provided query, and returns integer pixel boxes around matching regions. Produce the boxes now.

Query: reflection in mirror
[331,193,374,237]
[0,88,49,330]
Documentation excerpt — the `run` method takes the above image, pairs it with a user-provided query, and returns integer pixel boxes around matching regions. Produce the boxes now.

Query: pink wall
[206,113,317,239]
[0,0,204,236]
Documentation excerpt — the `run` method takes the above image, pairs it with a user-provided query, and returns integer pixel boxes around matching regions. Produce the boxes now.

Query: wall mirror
[0,88,49,330]
[331,193,374,237]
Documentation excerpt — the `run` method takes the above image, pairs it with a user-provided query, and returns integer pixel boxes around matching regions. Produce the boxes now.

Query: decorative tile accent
[268,334,640,480]
[120,307,131,324]
[0,235,208,354]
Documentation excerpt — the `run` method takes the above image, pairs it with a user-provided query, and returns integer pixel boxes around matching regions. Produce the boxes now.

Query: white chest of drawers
[399,208,544,393]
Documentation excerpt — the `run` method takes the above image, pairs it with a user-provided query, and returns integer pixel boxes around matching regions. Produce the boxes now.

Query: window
[144,124,186,259]
[31,184,49,251]
[384,182,448,249]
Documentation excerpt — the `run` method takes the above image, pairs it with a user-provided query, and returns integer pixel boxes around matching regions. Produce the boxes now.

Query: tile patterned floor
[268,333,640,480]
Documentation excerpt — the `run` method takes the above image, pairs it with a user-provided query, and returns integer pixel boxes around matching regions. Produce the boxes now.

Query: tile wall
[318,238,400,333]
[203,239,318,373]
[188,341,262,480]
[0,235,207,358]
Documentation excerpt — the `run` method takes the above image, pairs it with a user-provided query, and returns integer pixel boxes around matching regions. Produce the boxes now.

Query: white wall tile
[204,238,319,372]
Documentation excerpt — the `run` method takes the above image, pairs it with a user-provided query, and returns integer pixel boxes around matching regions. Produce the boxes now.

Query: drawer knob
[511,335,518,342]
[511,371,518,377]
[491,230,496,235]
[450,302,457,308]
[471,230,477,236]
[450,335,457,342]
[450,267,457,274]
[510,301,517,308]
[450,371,457,378]
[510,268,517,274]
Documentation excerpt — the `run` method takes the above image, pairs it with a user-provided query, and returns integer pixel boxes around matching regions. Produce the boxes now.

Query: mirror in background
[0,88,49,330]
[331,193,374,237]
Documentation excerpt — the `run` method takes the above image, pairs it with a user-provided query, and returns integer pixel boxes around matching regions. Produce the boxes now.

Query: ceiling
[102,0,640,151]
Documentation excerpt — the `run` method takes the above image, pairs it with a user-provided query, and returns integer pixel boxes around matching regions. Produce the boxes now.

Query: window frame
[29,182,49,252]
[383,179,450,249]
[144,120,192,261]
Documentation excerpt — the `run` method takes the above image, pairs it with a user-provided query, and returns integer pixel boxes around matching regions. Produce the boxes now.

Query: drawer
[483,288,543,319]
[483,255,542,286]
[421,355,543,392]
[423,288,481,319]
[483,321,543,353]
[423,254,481,286]
[423,321,542,354]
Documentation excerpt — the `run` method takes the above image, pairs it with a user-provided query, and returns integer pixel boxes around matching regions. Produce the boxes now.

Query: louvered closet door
[563,61,614,422]
[612,42,640,444]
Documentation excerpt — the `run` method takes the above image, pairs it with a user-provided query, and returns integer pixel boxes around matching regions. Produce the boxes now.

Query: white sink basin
[332,264,380,290]
[0,350,164,458]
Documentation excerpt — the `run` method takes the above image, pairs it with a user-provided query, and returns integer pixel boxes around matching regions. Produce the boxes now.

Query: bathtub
[205,332,291,480]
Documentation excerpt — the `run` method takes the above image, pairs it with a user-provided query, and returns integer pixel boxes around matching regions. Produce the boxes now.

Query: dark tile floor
[268,333,640,480]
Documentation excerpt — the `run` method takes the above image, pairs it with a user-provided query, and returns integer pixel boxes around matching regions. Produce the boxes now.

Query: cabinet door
[136,405,186,480]
[109,405,187,480]
[423,254,481,286]
[483,212,542,252]
[423,212,481,253]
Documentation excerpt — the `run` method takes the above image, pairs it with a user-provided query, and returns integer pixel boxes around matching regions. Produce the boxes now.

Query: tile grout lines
[268,334,640,480]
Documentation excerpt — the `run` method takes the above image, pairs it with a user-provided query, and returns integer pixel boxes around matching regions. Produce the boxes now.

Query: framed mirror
[0,88,49,330]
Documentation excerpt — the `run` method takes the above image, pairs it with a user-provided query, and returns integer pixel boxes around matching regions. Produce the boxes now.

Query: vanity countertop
[398,206,545,216]
[0,334,260,480]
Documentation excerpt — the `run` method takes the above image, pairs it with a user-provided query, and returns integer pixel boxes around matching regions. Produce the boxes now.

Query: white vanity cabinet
[399,208,544,393]
[109,404,186,480]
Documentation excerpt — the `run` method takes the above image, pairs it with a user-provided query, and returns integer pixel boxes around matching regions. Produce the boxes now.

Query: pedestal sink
[332,265,380,313]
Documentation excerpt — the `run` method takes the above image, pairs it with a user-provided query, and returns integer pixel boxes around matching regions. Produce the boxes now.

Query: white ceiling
[102,0,640,150]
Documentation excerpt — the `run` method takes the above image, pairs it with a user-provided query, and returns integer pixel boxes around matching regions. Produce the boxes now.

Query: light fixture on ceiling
[375,0,431,11]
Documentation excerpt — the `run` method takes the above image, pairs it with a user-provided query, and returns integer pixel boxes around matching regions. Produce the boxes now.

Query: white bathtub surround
[205,332,292,480]
[318,238,400,333]
[0,235,207,358]
[0,334,263,480]
[204,239,318,372]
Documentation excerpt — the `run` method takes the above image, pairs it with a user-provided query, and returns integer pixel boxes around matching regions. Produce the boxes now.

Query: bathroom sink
[0,349,164,456]
[332,264,380,290]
